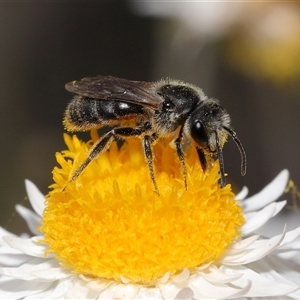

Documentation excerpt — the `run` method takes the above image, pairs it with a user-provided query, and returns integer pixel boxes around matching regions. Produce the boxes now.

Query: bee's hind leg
[70,130,115,182]
[71,126,148,182]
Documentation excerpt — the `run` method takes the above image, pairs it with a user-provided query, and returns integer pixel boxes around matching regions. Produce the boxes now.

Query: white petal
[0,257,62,282]
[276,250,300,263]
[64,277,100,299]
[222,228,286,265]
[2,236,52,258]
[157,271,171,283]
[0,276,52,299]
[23,277,79,300]
[200,264,243,284]
[277,226,300,248]
[241,169,289,212]
[137,287,163,299]
[172,268,190,283]
[45,276,77,299]
[15,204,41,236]
[174,287,194,299]
[1,231,22,256]
[120,275,131,284]
[189,274,251,299]
[97,283,118,299]
[22,283,58,299]
[252,226,300,251]
[0,251,30,267]
[31,267,71,281]
[224,235,260,254]
[235,186,249,200]
[25,179,45,217]
[85,278,113,291]
[0,227,16,244]
[241,201,286,235]
[0,232,30,266]
[252,254,300,285]
[277,240,300,252]
[114,283,140,299]
[222,265,300,298]
[22,280,77,300]
[158,282,190,300]
[280,292,300,300]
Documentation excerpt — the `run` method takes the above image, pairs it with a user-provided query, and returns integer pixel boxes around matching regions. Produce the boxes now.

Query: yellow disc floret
[40,133,244,284]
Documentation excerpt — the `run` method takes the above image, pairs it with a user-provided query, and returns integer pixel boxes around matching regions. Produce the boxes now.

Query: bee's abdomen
[63,96,146,131]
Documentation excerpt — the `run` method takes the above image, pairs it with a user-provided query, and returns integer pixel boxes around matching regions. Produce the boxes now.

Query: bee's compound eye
[191,120,208,147]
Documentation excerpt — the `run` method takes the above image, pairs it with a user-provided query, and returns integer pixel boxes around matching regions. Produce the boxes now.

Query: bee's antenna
[223,126,247,176]
[215,131,226,188]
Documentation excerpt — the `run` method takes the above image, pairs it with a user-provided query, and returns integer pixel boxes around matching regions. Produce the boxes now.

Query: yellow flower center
[40,133,244,285]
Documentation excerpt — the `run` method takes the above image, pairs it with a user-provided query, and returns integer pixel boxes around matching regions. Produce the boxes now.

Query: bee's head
[188,100,246,186]
[189,100,230,152]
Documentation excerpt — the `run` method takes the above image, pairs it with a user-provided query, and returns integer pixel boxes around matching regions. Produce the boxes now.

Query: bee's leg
[117,123,159,194]
[174,127,187,190]
[71,130,116,182]
[196,146,207,173]
[71,125,149,182]
[98,125,159,194]
[143,135,159,195]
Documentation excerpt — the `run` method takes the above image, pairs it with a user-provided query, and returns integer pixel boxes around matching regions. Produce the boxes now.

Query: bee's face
[188,100,230,153]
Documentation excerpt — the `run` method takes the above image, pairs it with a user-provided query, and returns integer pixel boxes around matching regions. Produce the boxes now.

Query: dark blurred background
[1,2,300,235]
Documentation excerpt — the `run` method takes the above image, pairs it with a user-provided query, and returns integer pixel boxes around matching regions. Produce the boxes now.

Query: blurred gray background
[1,2,300,235]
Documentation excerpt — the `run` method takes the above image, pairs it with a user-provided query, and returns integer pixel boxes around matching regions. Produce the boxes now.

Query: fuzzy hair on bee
[64,75,246,194]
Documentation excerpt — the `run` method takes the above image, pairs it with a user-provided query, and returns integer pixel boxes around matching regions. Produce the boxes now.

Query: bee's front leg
[174,127,188,190]
[142,134,159,195]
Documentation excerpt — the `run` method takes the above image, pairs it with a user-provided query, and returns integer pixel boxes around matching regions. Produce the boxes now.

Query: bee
[64,75,246,193]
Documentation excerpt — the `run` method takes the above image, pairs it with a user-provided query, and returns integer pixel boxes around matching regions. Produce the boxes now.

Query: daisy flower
[1,134,300,299]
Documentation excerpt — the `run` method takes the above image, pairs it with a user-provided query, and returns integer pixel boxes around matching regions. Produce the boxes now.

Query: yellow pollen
[40,133,244,284]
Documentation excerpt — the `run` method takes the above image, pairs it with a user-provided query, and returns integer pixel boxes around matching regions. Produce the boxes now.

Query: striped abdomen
[64,96,146,131]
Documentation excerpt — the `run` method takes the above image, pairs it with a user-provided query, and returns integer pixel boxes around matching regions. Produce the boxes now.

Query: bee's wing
[65,75,162,108]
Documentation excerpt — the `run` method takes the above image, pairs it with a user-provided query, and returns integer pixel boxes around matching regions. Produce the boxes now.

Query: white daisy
[1,135,300,300]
